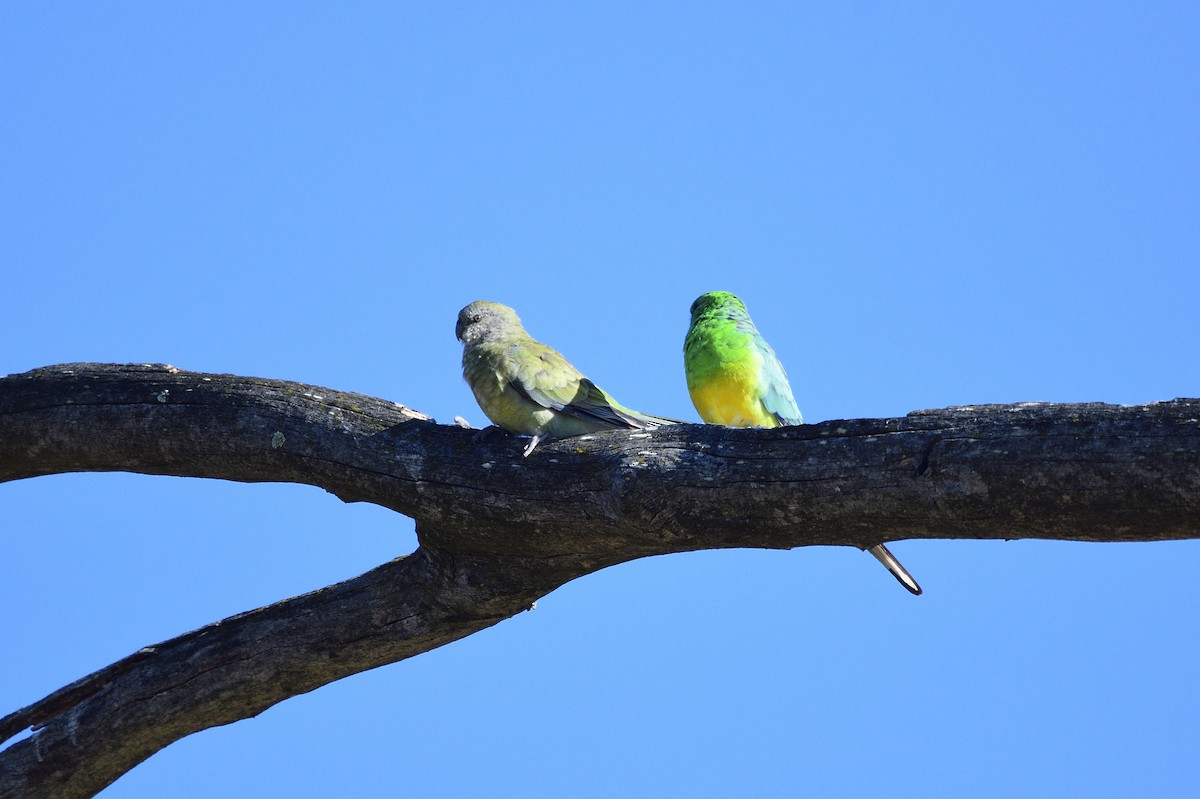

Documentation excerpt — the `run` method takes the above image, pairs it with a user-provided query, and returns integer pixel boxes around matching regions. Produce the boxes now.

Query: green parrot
[456,300,679,456]
[683,290,922,595]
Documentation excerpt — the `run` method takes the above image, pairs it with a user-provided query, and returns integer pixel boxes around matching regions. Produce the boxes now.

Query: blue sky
[2,3,1198,796]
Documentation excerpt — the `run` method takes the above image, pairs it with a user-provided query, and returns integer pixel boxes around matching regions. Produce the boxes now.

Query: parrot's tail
[621,410,684,429]
[868,543,923,595]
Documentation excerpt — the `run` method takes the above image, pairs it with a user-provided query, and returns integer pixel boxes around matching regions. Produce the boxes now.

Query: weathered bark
[1,363,1197,798]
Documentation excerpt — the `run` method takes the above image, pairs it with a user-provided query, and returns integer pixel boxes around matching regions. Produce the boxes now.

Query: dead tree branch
[2,363,1197,798]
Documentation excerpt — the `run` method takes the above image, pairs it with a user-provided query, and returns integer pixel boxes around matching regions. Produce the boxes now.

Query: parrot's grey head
[689,291,749,323]
[456,300,524,345]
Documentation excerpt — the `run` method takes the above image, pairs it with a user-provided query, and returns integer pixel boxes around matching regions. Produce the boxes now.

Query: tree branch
[2,363,1198,798]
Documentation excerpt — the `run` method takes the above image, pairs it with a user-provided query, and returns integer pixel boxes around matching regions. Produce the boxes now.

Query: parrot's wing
[508,342,643,428]
[740,320,803,426]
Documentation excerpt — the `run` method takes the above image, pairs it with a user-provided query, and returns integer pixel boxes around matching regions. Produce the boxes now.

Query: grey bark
[1,363,1197,798]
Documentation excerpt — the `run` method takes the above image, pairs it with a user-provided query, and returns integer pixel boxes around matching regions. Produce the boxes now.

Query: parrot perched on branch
[683,290,922,596]
[457,300,679,457]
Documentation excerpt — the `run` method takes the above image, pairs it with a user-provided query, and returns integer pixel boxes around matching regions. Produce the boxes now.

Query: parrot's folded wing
[511,376,629,426]
[751,331,803,426]
[517,376,682,429]
[507,341,680,431]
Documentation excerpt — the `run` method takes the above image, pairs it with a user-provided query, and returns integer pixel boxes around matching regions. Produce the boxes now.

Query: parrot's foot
[868,543,923,596]
[521,435,543,458]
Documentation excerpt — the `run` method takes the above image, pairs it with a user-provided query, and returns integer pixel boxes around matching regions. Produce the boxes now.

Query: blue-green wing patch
[744,321,802,426]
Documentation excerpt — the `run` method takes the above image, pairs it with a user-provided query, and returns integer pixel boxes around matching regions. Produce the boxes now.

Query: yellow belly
[688,373,778,428]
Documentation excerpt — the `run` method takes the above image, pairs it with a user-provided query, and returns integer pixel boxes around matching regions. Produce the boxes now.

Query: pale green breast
[462,342,556,436]
[463,339,624,438]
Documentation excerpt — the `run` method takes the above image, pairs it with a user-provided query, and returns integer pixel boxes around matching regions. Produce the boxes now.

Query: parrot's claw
[521,435,543,458]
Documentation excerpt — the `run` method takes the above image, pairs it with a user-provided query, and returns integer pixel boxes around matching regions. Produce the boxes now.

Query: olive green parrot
[456,300,679,456]
[683,290,923,595]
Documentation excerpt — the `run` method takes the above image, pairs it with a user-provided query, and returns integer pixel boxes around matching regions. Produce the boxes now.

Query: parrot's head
[456,300,524,345]
[689,291,749,323]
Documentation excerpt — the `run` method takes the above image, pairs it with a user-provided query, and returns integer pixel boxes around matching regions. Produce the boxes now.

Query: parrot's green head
[456,300,524,345]
[689,291,749,323]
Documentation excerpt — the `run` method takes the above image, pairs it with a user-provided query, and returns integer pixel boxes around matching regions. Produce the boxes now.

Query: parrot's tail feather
[868,544,922,596]
[620,411,683,429]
